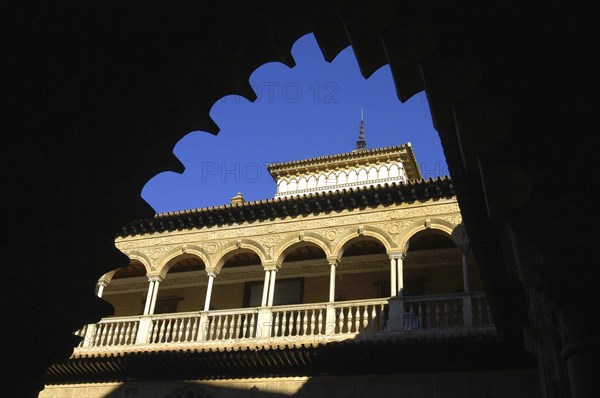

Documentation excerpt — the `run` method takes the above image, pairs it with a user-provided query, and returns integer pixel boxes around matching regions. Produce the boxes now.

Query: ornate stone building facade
[42,144,539,397]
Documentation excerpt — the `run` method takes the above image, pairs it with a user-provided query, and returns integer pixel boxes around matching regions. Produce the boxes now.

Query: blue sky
[142,33,448,213]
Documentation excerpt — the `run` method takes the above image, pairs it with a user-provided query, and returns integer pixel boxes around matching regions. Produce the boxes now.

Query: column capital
[205,267,219,277]
[387,251,406,260]
[97,277,110,287]
[452,224,470,253]
[147,273,164,283]
[326,255,340,266]
[263,261,281,272]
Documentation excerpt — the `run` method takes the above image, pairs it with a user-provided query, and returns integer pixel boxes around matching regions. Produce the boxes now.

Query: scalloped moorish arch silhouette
[4,3,595,398]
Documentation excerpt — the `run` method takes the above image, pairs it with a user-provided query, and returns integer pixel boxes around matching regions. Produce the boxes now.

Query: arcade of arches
[3,2,597,398]
[100,216,481,320]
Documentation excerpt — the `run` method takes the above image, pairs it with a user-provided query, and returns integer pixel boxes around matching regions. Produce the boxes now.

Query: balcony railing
[75,292,493,351]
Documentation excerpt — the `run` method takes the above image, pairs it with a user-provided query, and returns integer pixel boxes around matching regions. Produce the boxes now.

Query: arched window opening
[338,238,387,301]
[154,256,206,314]
[404,230,463,296]
[276,243,327,305]
[219,250,263,310]
[100,260,147,317]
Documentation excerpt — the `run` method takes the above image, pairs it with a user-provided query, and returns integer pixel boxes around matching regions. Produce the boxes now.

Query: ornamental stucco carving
[115,200,462,272]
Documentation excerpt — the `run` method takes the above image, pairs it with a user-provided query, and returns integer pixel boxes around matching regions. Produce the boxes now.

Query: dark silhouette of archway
[2,2,597,397]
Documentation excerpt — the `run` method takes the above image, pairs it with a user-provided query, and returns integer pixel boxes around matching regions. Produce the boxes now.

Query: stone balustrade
[74,293,493,352]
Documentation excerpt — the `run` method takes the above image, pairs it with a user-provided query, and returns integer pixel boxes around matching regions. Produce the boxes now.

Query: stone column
[142,280,155,315]
[396,253,405,296]
[203,269,218,312]
[461,251,471,293]
[146,275,164,315]
[328,257,339,302]
[453,224,471,293]
[267,269,278,307]
[260,269,271,307]
[96,278,109,298]
[388,251,406,331]
[454,228,473,326]
[390,255,398,297]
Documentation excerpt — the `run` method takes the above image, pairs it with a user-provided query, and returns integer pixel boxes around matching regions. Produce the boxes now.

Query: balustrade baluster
[114,323,122,345]
[338,307,345,333]
[273,312,280,337]
[228,316,234,340]
[239,314,247,339]
[131,321,138,344]
[318,309,324,334]
[249,314,256,338]
[101,324,110,346]
[301,310,308,335]
[129,322,136,344]
[235,314,240,338]
[347,307,354,333]
[362,306,369,331]
[121,323,130,345]
[228,315,235,340]
[370,305,377,332]
[150,320,159,343]
[425,302,432,329]
[295,311,302,337]
[183,318,188,341]
[435,302,441,328]
[221,316,229,340]
[172,319,180,342]
[309,310,316,335]
[281,312,289,337]
[354,307,361,332]
[121,322,128,344]
[109,323,118,345]
[184,317,191,341]
[185,317,198,342]
[163,319,171,343]
[92,324,100,346]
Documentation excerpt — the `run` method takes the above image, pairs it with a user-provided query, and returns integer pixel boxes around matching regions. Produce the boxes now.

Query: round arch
[123,251,152,274]
[274,232,332,265]
[98,269,120,283]
[214,239,268,272]
[333,225,396,258]
[155,244,211,276]
[398,218,458,252]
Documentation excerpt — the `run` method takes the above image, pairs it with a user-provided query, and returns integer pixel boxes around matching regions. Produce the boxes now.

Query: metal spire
[356,107,366,150]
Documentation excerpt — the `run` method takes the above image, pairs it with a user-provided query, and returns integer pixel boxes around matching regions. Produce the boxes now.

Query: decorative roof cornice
[266,144,422,181]
[118,176,454,238]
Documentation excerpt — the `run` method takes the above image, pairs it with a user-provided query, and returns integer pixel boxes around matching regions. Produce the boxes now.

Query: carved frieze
[115,201,462,268]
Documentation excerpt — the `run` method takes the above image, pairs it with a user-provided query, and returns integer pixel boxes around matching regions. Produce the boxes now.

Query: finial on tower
[356,107,366,150]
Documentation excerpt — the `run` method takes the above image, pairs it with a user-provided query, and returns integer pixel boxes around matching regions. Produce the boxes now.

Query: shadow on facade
[95,329,540,398]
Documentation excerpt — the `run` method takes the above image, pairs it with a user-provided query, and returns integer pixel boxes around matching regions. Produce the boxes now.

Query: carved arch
[213,239,268,272]
[274,232,333,265]
[155,244,211,276]
[398,218,458,252]
[333,225,396,257]
[123,251,153,274]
